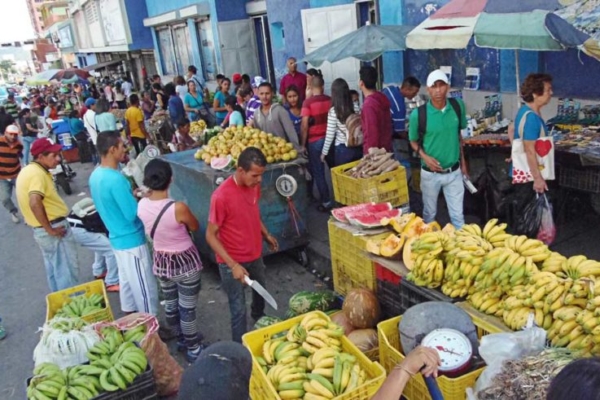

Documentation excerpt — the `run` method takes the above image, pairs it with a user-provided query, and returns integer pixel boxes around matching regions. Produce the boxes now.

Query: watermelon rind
[331,202,393,224]
[348,208,400,228]
[210,155,234,170]
[288,290,340,314]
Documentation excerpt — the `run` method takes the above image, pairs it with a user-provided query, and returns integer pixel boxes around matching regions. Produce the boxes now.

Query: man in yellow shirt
[125,94,150,155]
[16,138,79,292]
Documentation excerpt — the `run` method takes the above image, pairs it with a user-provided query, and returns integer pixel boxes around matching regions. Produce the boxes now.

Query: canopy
[302,24,413,66]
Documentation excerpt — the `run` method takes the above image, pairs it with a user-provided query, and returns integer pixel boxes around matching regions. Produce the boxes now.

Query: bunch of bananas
[258,312,368,399]
[27,342,148,400]
[557,255,600,280]
[55,294,105,319]
[406,232,447,288]
[481,218,510,247]
[190,120,207,135]
[504,235,551,263]
[541,252,568,273]
[48,317,88,333]
[122,325,147,344]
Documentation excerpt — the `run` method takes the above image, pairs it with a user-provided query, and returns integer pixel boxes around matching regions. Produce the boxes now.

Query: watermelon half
[331,202,392,224]
[348,208,401,228]
[210,155,235,170]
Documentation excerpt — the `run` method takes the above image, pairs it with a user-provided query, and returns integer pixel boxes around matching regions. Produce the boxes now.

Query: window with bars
[84,1,98,24]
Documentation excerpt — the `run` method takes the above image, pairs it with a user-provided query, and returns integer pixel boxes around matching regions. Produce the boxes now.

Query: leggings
[158,269,202,349]
[131,137,147,155]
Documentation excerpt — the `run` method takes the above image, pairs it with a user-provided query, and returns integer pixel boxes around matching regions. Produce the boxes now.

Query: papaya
[403,236,418,270]
[379,234,405,258]
[388,213,416,234]
[366,239,382,256]
[402,216,427,238]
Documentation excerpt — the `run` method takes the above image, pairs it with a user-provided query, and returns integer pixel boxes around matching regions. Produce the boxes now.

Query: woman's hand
[320,154,326,163]
[533,177,548,193]
[399,346,441,378]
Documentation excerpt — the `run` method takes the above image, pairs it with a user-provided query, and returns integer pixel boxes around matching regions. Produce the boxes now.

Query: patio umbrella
[302,23,414,67]
[26,69,61,86]
[547,0,600,59]
[50,68,91,82]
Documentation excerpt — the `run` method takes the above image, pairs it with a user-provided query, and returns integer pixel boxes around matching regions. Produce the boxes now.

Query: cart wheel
[298,250,309,267]
[591,194,600,214]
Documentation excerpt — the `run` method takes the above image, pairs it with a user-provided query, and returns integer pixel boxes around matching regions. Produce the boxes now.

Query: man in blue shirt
[89,131,159,315]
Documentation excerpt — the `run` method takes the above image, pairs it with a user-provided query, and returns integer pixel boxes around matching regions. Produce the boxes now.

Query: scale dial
[421,328,473,372]
[144,145,160,158]
[276,174,298,197]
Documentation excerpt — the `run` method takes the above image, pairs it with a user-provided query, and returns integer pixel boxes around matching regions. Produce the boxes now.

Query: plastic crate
[399,278,458,314]
[331,161,409,207]
[242,311,386,400]
[375,264,403,319]
[377,313,506,400]
[559,166,600,193]
[328,221,389,296]
[46,280,114,323]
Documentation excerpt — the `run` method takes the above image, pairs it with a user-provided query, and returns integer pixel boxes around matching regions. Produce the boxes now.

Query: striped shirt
[322,104,360,156]
[0,136,22,179]
[4,101,19,120]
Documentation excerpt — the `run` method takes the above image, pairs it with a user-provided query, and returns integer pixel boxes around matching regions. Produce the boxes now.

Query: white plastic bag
[471,325,547,398]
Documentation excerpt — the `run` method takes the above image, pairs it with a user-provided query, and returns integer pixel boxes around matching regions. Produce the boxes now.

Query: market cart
[162,150,310,265]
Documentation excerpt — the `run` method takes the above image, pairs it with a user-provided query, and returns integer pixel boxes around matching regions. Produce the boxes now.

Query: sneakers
[186,344,207,363]
[10,212,19,224]
[106,284,120,292]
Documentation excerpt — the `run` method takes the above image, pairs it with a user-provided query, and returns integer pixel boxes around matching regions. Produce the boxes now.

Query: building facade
[25,0,61,38]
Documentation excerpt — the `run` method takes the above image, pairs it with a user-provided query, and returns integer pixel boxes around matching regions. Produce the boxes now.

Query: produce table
[162,150,310,265]
[367,254,410,278]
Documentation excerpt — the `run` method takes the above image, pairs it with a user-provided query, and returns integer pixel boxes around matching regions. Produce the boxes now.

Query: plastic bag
[537,194,556,245]
[514,194,545,237]
[471,325,547,397]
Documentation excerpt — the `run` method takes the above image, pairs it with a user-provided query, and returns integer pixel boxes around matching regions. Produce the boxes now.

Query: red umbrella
[50,68,91,81]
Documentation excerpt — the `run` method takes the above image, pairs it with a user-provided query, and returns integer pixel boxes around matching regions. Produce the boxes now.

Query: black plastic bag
[515,194,545,237]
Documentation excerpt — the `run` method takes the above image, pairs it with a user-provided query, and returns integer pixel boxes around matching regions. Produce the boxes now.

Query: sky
[0,0,35,43]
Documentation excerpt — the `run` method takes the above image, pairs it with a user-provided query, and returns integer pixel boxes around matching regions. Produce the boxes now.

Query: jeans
[420,168,465,229]
[90,143,99,165]
[0,179,17,214]
[21,136,37,166]
[219,258,267,343]
[308,138,331,205]
[70,227,119,286]
[334,144,362,167]
[33,220,80,292]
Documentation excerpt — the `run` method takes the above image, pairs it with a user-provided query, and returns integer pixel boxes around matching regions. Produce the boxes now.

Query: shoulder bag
[511,111,555,184]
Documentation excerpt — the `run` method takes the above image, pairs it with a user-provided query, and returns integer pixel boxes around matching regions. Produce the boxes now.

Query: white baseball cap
[5,124,19,134]
[427,69,449,87]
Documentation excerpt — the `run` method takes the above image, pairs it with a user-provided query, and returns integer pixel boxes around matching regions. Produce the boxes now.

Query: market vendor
[172,118,200,152]
[250,82,300,149]
[206,147,279,343]
[408,69,468,229]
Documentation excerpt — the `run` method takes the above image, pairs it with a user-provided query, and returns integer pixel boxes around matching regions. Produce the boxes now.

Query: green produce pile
[54,294,105,318]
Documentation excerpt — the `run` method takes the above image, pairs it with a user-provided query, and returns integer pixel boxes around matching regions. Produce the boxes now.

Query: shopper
[232,73,243,94]
[113,83,127,109]
[125,94,150,155]
[223,96,245,128]
[166,83,185,126]
[304,68,322,101]
[252,82,300,148]
[206,147,278,342]
[90,131,159,315]
[284,86,302,136]
[16,138,79,291]
[4,94,19,120]
[186,66,205,94]
[301,75,332,211]
[121,78,133,97]
[213,78,231,125]
[547,358,600,400]
[95,99,118,133]
[82,98,100,166]
[245,77,265,122]
[0,107,14,135]
[138,159,206,362]
[408,69,468,229]
[152,83,166,110]
[68,109,92,163]
[173,118,199,152]
[141,91,155,120]
[184,80,204,122]
[359,66,393,154]
[321,78,363,167]
[0,124,23,223]
[279,57,307,104]
[175,76,188,102]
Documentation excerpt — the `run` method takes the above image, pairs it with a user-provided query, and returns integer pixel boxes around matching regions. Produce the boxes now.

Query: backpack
[417,97,462,151]
[345,113,363,147]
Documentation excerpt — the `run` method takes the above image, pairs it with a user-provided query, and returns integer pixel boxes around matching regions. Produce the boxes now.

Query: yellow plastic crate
[377,313,508,400]
[46,280,114,323]
[331,161,409,207]
[328,221,389,296]
[242,311,387,400]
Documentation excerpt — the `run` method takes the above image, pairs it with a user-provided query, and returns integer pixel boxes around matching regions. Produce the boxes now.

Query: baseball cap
[252,76,266,88]
[178,341,252,400]
[31,138,62,157]
[5,124,19,134]
[232,73,242,84]
[427,69,450,87]
[85,98,97,107]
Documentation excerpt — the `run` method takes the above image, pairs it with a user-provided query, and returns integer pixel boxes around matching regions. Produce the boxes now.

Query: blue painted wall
[75,53,97,69]
[215,0,249,22]
[380,0,405,84]
[145,0,207,17]
[499,50,540,93]
[125,0,153,50]
[309,0,352,7]
[542,49,600,99]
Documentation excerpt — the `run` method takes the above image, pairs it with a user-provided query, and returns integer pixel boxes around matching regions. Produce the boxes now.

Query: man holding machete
[206,147,279,343]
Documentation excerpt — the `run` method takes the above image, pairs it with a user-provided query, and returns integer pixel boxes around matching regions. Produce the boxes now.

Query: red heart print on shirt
[535,140,552,158]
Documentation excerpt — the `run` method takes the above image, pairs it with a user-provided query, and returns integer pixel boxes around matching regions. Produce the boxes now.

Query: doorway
[253,15,276,84]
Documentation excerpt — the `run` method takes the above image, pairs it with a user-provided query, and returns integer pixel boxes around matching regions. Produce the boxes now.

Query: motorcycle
[44,135,76,195]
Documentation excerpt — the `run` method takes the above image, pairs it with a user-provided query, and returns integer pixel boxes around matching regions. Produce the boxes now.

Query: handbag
[344,113,363,147]
[511,110,555,184]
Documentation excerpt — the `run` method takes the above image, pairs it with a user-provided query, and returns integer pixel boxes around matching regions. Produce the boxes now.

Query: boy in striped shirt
[0,124,22,223]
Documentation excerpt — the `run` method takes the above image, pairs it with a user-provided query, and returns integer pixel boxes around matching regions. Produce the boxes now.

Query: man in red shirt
[206,147,279,343]
[359,66,393,154]
[301,76,332,211]
[279,57,307,105]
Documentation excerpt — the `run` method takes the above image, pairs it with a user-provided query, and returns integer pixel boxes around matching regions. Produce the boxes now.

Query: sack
[511,111,555,183]
[515,194,546,238]
[345,113,363,147]
[95,313,183,396]
[537,194,556,245]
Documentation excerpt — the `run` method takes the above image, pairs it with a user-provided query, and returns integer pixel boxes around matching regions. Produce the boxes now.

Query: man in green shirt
[408,70,468,228]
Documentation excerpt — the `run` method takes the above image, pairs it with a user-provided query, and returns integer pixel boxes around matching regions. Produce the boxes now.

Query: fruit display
[27,336,149,400]
[288,291,340,316]
[189,120,207,136]
[347,148,401,178]
[54,294,106,319]
[256,312,371,399]
[194,126,298,165]
[331,202,392,225]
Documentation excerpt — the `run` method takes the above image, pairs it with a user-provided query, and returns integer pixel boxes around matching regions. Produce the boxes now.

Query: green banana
[99,370,120,392]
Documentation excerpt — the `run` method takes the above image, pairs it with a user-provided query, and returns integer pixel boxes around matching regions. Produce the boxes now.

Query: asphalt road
[0,162,323,399]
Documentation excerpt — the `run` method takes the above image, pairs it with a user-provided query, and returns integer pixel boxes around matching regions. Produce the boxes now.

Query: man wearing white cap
[408,69,468,229]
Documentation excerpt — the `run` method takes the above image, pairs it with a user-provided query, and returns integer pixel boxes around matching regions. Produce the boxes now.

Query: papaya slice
[366,239,382,256]
[403,236,418,270]
[380,234,406,258]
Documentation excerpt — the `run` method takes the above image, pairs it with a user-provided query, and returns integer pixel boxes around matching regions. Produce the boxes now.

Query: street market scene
[3,0,600,399]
